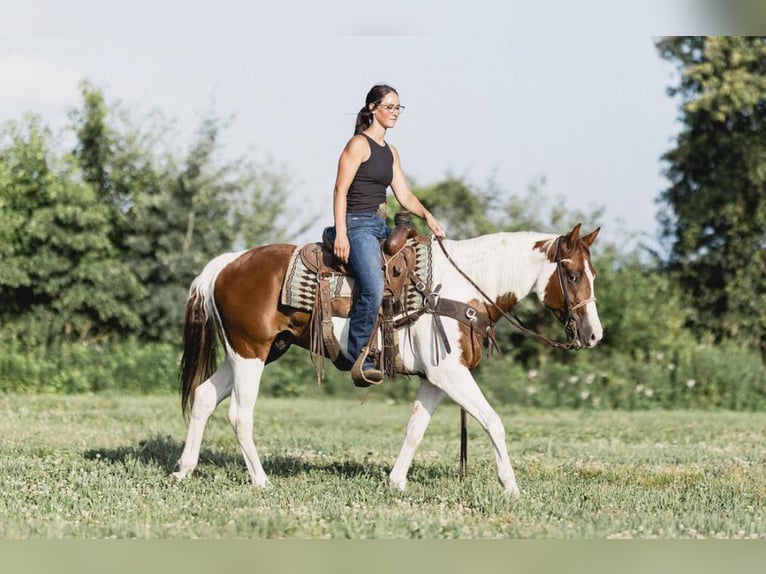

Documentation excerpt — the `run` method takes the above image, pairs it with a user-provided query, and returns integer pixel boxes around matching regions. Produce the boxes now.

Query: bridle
[553,236,596,347]
[435,234,594,351]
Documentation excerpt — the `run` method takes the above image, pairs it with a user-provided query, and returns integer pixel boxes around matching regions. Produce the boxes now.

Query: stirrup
[351,348,383,388]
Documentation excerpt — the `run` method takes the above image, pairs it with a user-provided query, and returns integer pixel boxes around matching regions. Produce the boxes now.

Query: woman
[332,84,445,385]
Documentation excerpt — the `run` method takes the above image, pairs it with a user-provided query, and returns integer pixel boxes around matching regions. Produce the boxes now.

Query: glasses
[378,104,405,113]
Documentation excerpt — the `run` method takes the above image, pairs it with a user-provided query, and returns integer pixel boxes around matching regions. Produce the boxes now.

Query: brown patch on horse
[533,238,555,260]
[458,322,483,369]
[457,294,517,368]
[487,292,518,323]
[215,243,308,360]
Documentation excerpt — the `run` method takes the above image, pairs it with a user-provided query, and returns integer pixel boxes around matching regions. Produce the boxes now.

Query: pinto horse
[174,223,603,496]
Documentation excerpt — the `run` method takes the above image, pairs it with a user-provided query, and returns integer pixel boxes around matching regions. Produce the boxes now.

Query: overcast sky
[1,1,699,247]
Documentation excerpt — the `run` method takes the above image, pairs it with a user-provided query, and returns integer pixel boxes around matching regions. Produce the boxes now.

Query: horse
[173,223,603,496]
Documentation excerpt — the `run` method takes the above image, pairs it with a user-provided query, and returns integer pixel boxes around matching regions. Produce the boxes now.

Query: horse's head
[539,223,603,349]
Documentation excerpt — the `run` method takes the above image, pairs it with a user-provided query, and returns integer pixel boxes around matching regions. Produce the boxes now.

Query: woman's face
[371,91,402,129]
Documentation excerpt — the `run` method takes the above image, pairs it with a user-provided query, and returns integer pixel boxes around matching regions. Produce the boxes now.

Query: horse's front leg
[432,366,521,497]
[174,359,233,480]
[389,378,445,491]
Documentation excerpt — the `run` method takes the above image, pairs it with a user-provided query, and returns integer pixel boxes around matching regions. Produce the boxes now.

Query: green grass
[1,393,764,539]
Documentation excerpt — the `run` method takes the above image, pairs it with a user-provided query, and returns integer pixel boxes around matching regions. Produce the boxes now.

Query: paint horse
[174,223,603,496]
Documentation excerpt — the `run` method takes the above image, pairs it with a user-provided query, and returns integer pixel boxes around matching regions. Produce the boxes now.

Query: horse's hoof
[172,471,187,481]
[503,485,521,499]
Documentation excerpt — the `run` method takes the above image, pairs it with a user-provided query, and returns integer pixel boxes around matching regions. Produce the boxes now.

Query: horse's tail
[179,251,244,416]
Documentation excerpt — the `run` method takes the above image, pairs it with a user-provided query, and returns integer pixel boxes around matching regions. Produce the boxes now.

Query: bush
[1,339,763,412]
[683,343,766,410]
[0,339,179,394]
[474,344,766,411]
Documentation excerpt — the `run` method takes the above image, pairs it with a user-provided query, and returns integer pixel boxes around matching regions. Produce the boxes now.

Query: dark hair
[354,84,398,135]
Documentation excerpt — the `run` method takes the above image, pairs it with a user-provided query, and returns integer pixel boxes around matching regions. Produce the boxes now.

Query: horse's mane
[439,231,557,296]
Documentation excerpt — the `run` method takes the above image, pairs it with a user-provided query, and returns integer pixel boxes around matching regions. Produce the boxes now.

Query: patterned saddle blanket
[280,237,433,317]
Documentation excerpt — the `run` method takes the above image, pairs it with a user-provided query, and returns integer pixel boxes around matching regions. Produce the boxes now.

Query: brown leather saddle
[299,212,497,387]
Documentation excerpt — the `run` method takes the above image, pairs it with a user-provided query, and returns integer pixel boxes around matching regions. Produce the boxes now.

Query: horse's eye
[568,272,580,283]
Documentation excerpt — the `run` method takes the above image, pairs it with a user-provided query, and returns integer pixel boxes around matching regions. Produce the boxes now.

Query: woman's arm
[389,145,445,237]
[332,135,369,262]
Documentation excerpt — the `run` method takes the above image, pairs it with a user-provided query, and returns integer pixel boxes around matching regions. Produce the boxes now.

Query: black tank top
[346,133,394,213]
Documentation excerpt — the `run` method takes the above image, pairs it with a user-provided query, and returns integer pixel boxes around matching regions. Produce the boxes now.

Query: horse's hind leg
[227,354,269,487]
[389,378,445,492]
[174,359,234,480]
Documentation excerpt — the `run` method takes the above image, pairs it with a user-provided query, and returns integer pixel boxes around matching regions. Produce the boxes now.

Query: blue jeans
[345,213,389,364]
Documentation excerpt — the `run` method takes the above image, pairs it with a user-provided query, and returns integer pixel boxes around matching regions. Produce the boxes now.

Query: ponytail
[354,106,374,135]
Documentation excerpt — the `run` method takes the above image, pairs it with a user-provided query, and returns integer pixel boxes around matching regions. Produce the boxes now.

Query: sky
[0,1,700,248]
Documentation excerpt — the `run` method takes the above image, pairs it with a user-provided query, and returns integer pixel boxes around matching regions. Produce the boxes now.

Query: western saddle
[299,211,496,387]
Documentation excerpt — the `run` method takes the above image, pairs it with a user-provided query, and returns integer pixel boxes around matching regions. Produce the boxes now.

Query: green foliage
[2,339,763,411]
[0,339,178,394]
[402,174,500,238]
[593,247,697,360]
[70,80,112,198]
[475,342,766,411]
[0,116,144,344]
[69,85,301,343]
[1,82,305,346]
[656,36,766,357]
[684,342,766,410]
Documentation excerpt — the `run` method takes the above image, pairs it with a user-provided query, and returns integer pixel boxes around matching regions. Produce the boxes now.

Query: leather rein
[434,235,594,351]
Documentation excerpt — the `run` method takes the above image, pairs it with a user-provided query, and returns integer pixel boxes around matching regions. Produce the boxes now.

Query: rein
[434,235,588,351]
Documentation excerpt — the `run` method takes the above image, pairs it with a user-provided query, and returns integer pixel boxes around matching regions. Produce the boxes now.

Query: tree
[593,246,696,360]
[0,82,307,346]
[71,81,112,199]
[0,116,144,344]
[656,37,766,358]
[401,174,500,238]
[68,83,305,343]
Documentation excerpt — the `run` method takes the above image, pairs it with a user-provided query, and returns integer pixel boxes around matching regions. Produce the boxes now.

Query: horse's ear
[581,227,600,248]
[564,223,582,250]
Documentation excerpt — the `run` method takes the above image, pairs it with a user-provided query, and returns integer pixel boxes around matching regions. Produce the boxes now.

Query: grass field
[1,392,764,539]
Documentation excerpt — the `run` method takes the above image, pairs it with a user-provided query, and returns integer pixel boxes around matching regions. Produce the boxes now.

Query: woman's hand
[334,231,350,263]
[425,212,445,238]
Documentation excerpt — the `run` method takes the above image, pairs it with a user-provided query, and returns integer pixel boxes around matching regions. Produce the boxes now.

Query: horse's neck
[436,232,555,302]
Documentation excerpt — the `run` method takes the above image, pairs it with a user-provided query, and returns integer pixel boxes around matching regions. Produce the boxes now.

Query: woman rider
[332,84,444,385]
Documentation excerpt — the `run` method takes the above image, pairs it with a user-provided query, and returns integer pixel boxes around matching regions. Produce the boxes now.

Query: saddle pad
[281,246,353,311]
[402,238,433,311]
[280,238,432,314]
